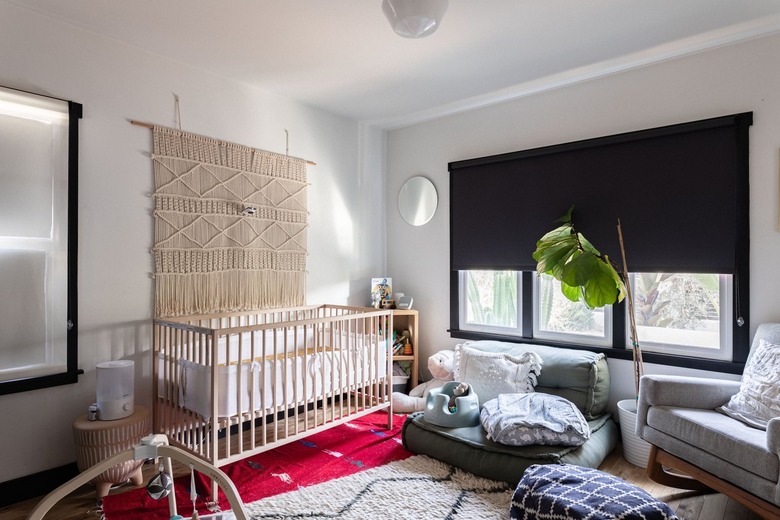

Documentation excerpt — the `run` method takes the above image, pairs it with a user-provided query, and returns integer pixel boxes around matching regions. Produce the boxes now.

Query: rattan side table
[72,405,151,498]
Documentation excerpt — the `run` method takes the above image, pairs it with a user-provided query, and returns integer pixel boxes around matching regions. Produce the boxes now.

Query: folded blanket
[481,393,590,446]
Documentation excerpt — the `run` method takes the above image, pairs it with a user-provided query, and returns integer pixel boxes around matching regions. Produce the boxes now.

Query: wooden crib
[153,305,393,481]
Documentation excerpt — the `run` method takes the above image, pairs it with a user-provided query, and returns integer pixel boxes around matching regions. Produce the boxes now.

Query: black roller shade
[450,112,752,274]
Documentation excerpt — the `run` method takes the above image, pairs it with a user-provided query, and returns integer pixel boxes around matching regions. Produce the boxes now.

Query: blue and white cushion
[511,463,678,520]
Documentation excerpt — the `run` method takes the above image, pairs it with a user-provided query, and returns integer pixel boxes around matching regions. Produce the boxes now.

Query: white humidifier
[96,360,135,420]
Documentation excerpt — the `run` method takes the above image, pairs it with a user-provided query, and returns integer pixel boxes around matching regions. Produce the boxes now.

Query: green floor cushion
[402,410,618,485]
[457,341,610,420]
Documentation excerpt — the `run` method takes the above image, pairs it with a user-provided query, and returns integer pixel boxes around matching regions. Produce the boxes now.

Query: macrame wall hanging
[144,124,308,317]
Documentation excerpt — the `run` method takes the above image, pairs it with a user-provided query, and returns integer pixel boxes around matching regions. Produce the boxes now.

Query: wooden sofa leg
[646,444,780,519]
[646,445,711,491]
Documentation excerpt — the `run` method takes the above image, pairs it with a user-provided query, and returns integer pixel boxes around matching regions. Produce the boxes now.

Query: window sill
[0,369,83,396]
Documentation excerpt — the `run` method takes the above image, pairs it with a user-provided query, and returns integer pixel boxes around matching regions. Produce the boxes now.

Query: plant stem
[618,218,643,397]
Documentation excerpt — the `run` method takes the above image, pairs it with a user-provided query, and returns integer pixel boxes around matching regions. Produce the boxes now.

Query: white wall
[0,3,385,482]
[385,33,780,406]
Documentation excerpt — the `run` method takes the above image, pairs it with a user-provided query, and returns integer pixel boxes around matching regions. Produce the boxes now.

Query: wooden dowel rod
[130,120,154,129]
[129,120,316,166]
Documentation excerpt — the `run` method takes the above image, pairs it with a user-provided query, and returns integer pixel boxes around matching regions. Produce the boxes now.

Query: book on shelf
[370,277,392,308]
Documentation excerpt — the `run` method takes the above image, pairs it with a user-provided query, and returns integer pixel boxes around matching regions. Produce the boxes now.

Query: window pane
[464,270,517,328]
[0,115,55,238]
[0,87,73,388]
[632,273,721,349]
[536,274,606,338]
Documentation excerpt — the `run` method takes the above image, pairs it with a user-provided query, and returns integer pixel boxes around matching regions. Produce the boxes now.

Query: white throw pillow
[718,339,780,430]
[454,344,542,406]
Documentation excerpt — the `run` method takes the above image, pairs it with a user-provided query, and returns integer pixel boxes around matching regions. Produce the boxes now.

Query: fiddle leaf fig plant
[533,205,644,397]
[533,206,626,308]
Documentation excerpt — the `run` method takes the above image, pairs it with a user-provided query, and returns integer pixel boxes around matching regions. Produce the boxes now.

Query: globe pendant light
[382,0,449,39]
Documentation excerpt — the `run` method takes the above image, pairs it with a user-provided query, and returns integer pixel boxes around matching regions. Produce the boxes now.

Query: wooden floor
[0,444,758,520]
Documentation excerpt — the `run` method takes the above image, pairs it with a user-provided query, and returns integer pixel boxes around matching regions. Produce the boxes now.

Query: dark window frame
[0,88,83,395]
[450,271,745,375]
[449,113,752,374]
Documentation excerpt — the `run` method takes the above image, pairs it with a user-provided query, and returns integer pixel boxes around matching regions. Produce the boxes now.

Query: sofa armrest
[636,375,741,436]
[767,418,780,456]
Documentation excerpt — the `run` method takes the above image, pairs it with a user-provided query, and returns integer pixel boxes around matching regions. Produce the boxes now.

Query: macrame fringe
[153,249,306,274]
[155,271,305,318]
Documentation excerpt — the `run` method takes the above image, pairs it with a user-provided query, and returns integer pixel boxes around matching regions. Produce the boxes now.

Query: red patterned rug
[102,412,411,519]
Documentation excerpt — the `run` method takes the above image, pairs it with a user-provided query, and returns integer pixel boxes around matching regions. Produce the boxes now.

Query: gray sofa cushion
[459,341,610,419]
[642,426,778,505]
[647,406,777,481]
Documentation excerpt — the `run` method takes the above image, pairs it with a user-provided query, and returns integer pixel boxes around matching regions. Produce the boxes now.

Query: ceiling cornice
[374,13,780,131]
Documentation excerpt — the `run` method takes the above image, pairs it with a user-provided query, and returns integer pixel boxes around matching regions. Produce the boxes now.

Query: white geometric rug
[244,455,513,519]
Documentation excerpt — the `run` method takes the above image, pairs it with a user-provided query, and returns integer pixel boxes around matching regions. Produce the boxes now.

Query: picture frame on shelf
[370,277,392,308]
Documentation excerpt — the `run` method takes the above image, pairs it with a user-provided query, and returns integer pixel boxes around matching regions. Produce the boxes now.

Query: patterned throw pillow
[455,344,543,406]
[718,339,780,430]
[511,464,679,520]
[480,393,590,447]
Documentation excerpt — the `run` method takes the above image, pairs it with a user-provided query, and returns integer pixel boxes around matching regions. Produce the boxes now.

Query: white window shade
[0,86,79,391]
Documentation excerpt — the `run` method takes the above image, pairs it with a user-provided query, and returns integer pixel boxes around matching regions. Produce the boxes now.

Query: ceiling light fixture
[382,0,449,39]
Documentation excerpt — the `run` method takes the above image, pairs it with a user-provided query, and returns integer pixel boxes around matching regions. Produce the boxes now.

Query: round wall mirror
[398,176,438,226]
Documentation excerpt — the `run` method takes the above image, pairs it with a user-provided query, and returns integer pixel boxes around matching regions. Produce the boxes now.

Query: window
[0,86,82,394]
[459,270,519,332]
[631,273,732,361]
[457,270,733,365]
[533,273,611,346]
[449,113,751,372]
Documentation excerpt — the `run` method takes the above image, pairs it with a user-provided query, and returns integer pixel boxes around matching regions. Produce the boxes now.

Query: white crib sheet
[158,329,388,419]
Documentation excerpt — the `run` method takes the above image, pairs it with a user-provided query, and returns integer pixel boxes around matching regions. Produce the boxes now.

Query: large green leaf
[577,233,601,257]
[560,250,600,288]
[560,281,581,302]
[535,223,572,244]
[580,260,623,308]
[532,207,626,309]
[533,238,579,275]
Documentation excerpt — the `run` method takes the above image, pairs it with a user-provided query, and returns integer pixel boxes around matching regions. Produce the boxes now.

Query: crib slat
[152,305,392,501]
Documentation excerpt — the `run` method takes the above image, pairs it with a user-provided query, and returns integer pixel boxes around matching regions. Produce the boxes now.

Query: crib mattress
[157,330,388,419]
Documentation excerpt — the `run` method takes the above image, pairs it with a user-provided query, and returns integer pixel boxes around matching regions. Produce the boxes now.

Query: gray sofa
[402,340,618,485]
[636,323,780,519]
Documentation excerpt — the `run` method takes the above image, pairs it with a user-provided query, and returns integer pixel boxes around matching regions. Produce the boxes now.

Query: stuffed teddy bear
[392,349,456,413]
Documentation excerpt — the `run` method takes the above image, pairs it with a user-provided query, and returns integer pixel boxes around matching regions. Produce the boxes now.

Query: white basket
[617,398,652,468]
[392,375,409,392]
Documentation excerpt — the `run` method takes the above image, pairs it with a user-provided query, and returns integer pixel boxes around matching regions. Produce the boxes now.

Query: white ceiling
[11,0,780,128]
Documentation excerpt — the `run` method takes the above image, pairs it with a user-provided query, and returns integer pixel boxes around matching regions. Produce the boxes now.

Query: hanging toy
[190,464,200,520]
[146,461,173,500]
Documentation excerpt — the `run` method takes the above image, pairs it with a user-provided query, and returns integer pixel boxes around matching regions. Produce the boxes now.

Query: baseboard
[0,462,79,508]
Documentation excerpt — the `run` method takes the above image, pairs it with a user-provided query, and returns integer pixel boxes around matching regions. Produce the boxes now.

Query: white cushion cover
[455,344,542,406]
[718,339,780,430]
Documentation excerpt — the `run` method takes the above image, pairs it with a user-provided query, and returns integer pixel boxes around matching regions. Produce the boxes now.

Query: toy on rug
[392,349,455,413]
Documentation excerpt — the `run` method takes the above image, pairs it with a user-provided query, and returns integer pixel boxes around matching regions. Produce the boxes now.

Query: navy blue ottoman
[511,464,679,520]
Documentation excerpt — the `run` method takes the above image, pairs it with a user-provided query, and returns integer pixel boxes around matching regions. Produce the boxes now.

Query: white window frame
[458,270,522,336]
[532,274,613,347]
[629,273,733,361]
